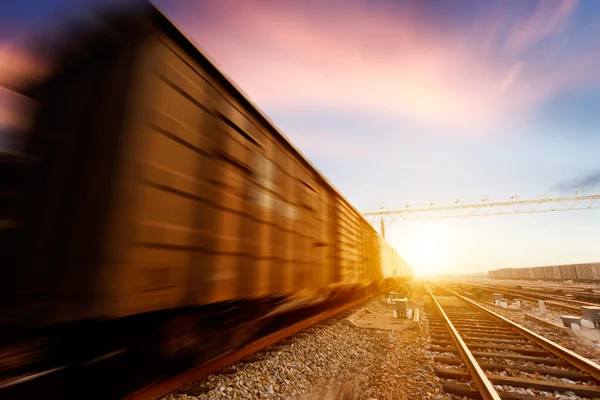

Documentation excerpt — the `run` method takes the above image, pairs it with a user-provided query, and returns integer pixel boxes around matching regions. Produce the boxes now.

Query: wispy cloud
[502,0,578,54]
[161,0,598,136]
[553,169,600,193]
[1,0,596,137]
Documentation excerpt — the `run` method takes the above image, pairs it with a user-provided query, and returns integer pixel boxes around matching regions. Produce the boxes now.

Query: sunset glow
[2,0,600,275]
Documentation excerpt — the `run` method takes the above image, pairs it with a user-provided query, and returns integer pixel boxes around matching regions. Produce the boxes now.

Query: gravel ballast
[163,295,448,400]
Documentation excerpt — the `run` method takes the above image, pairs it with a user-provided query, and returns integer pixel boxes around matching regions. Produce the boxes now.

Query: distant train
[489,263,600,283]
[0,2,411,365]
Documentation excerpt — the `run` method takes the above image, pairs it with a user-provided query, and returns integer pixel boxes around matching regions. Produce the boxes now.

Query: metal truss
[364,194,600,237]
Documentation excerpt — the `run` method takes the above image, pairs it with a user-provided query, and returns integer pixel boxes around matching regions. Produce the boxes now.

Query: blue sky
[1,0,599,275]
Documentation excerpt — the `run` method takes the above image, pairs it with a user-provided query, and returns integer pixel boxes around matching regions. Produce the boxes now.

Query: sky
[1,0,600,276]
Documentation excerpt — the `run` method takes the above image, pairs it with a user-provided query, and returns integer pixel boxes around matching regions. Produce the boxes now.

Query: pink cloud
[0,44,47,92]
[0,45,41,128]
[503,0,578,54]
[0,1,594,138]
[165,0,596,135]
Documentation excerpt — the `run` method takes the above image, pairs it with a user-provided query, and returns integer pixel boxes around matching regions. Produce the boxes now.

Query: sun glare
[387,222,453,277]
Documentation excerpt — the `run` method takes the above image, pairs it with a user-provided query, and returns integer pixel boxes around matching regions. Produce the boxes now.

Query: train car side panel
[559,264,577,281]
[533,267,545,280]
[333,196,362,283]
[8,7,411,327]
[313,184,333,289]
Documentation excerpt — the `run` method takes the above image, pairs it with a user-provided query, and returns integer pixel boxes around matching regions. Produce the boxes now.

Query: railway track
[452,281,588,314]
[425,283,600,399]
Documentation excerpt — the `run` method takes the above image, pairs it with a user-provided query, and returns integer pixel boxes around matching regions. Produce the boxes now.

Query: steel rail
[424,283,501,400]
[124,294,374,400]
[455,280,597,307]
[436,284,600,382]
[453,281,583,313]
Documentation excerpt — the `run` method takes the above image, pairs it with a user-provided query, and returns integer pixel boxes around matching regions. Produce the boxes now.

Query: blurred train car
[379,238,411,279]
[558,264,577,281]
[542,266,561,281]
[533,267,545,280]
[503,268,516,279]
[0,2,411,364]
[574,263,600,282]
[521,268,534,280]
[489,263,600,283]
[514,268,525,280]
[488,268,512,280]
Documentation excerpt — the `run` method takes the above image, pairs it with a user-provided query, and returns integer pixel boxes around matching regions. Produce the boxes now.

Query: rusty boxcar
[503,268,516,279]
[574,263,600,281]
[490,263,600,283]
[543,265,562,281]
[533,267,545,280]
[558,264,577,281]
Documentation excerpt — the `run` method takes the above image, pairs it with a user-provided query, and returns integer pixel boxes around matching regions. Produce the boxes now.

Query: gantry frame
[364,194,600,237]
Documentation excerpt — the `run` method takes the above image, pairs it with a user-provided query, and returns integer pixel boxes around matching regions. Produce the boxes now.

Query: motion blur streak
[0,4,412,398]
[157,0,600,134]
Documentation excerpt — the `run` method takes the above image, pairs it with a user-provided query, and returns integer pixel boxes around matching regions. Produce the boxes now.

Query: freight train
[0,2,412,368]
[489,262,600,283]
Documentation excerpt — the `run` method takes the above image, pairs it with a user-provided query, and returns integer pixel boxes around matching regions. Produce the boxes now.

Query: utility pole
[379,205,385,238]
